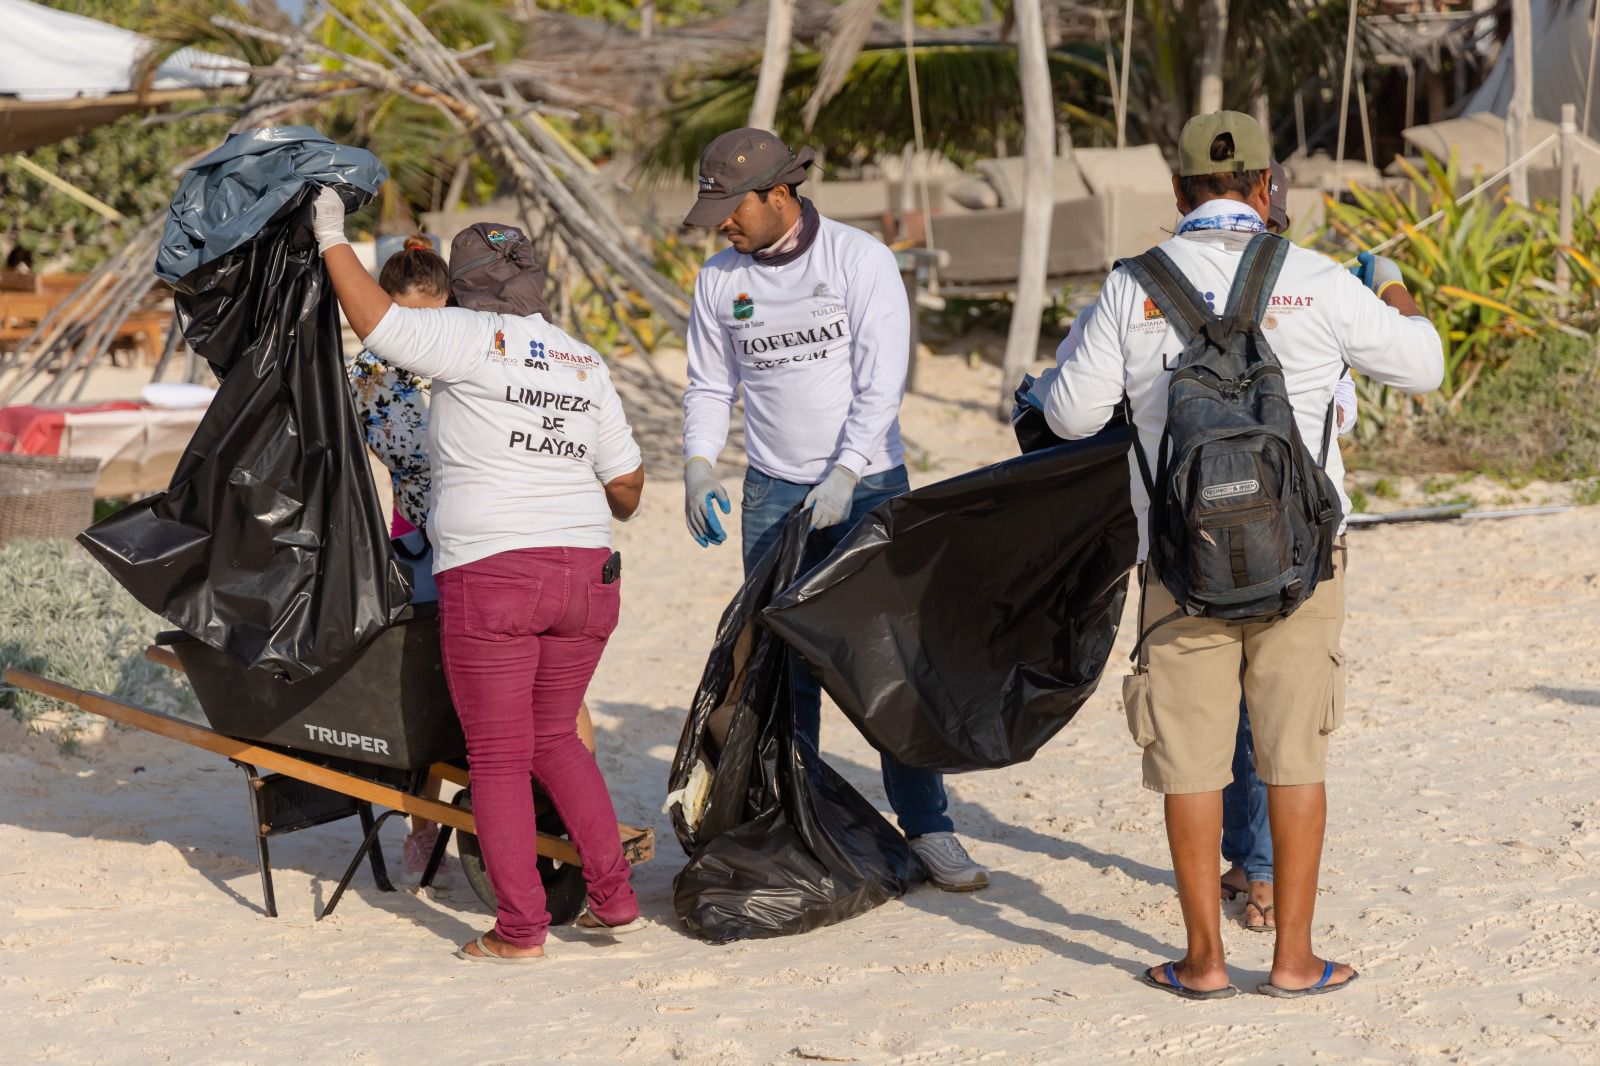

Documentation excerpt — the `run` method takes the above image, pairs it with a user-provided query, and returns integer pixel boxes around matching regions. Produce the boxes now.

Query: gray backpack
[1120,232,1340,626]
[448,222,550,319]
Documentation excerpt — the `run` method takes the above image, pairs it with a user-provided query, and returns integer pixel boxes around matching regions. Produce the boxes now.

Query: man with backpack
[1035,111,1442,999]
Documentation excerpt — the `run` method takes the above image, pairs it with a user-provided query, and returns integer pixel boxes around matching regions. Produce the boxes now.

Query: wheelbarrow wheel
[452,787,588,927]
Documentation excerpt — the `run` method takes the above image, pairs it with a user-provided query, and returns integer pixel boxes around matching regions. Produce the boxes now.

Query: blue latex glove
[1024,366,1060,412]
[1351,250,1405,296]
[683,457,730,547]
[803,464,859,530]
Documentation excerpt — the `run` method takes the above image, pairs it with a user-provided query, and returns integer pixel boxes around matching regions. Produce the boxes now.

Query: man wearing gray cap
[680,127,988,891]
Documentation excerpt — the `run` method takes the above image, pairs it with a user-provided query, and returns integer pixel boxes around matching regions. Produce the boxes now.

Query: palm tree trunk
[749,0,796,131]
[1197,0,1228,114]
[998,0,1055,417]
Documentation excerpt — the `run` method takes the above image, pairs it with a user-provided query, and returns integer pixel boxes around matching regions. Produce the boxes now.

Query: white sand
[3,352,1599,1064]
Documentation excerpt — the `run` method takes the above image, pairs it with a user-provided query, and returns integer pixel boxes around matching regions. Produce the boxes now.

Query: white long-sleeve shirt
[683,213,909,483]
[1040,202,1442,558]
[362,304,642,573]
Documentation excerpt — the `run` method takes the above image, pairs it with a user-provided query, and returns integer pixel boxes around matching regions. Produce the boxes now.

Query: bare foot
[1244,881,1276,931]
[459,930,544,960]
[1147,956,1231,994]
[1221,866,1249,899]
[1267,956,1356,992]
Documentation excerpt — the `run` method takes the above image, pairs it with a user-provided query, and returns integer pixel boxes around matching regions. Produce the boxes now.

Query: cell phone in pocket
[602,551,622,584]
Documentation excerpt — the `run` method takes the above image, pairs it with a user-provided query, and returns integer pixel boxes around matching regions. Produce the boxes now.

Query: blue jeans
[740,464,954,838]
[1221,699,1273,883]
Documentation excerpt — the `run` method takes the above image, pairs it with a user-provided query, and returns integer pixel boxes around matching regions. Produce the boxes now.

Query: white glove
[312,187,349,256]
[1334,375,1358,436]
[803,464,859,530]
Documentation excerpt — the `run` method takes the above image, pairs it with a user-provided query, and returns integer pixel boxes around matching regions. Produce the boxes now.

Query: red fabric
[436,547,634,947]
[0,401,142,455]
[390,509,416,538]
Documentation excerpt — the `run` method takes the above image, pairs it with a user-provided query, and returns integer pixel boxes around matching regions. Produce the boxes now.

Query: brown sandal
[1242,899,1276,933]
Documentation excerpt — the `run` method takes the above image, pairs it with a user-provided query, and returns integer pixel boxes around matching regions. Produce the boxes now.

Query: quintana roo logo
[733,293,755,321]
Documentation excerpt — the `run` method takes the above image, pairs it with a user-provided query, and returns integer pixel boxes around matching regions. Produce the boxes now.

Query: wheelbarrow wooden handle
[138,650,654,865]
[3,667,595,867]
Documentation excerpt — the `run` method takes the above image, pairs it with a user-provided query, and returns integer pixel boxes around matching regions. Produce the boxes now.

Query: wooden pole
[998,0,1054,418]
[1335,0,1359,189]
[902,0,937,262]
[1197,0,1228,114]
[1585,0,1600,137]
[1295,89,1307,158]
[1559,102,1576,306]
[12,156,125,222]
[7,667,654,868]
[1356,69,1375,166]
[1508,0,1533,206]
[1117,0,1134,148]
[749,0,795,131]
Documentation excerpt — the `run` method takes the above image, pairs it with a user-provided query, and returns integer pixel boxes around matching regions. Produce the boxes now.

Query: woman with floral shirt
[349,236,445,536]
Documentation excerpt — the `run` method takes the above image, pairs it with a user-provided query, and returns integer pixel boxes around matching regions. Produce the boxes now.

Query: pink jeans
[437,546,636,946]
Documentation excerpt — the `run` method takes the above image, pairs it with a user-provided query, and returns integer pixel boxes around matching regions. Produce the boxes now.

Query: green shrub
[1322,151,1600,440]
[0,539,197,749]
[1423,332,1600,482]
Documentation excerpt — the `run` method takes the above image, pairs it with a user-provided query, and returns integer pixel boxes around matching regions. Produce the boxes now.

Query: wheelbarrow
[2,602,652,924]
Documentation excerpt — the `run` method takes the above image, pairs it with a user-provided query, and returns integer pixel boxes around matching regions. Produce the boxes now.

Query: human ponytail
[378,235,449,300]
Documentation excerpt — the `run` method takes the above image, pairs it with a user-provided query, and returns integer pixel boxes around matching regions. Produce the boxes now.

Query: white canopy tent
[1466,0,1600,130]
[0,0,246,153]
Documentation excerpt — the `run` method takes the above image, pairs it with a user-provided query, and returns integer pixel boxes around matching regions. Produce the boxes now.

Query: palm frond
[803,0,881,133]
[641,44,1108,181]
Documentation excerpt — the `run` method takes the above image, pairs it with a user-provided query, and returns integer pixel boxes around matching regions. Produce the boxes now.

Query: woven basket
[0,453,100,544]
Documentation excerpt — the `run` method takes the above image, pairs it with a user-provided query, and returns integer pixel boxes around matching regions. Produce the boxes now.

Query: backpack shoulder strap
[1223,232,1290,327]
[1116,246,1212,344]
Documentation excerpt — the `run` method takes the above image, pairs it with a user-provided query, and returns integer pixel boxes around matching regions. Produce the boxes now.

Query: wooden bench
[0,290,169,364]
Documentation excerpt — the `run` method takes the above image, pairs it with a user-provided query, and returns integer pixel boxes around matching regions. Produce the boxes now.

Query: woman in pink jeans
[314,191,644,962]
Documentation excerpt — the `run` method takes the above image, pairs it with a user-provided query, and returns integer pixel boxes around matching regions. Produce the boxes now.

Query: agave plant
[1322,151,1599,434]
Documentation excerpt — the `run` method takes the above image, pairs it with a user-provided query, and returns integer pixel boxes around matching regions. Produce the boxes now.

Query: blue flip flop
[1138,962,1240,1001]
[1257,960,1360,998]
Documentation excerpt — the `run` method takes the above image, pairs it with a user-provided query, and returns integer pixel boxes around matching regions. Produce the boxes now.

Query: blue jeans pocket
[742,472,773,509]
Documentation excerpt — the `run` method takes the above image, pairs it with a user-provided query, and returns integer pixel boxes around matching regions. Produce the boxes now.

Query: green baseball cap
[1178,111,1271,176]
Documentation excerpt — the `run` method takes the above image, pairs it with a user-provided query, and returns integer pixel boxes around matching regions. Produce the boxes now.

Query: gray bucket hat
[683,128,816,228]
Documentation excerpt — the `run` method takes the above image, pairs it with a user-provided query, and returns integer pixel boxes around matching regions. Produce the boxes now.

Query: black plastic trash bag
[667,511,918,943]
[1010,372,1069,455]
[79,127,409,681]
[763,416,1139,773]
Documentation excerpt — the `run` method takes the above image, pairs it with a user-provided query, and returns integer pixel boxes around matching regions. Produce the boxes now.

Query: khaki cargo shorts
[1122,541,1347,794]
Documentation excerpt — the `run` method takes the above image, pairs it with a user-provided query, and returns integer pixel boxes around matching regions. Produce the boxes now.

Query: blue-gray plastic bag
[79,128,409,682]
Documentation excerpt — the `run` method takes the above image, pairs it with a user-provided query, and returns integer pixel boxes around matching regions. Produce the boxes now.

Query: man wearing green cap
[1035,111,1442,999]
[680,127,989,891]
